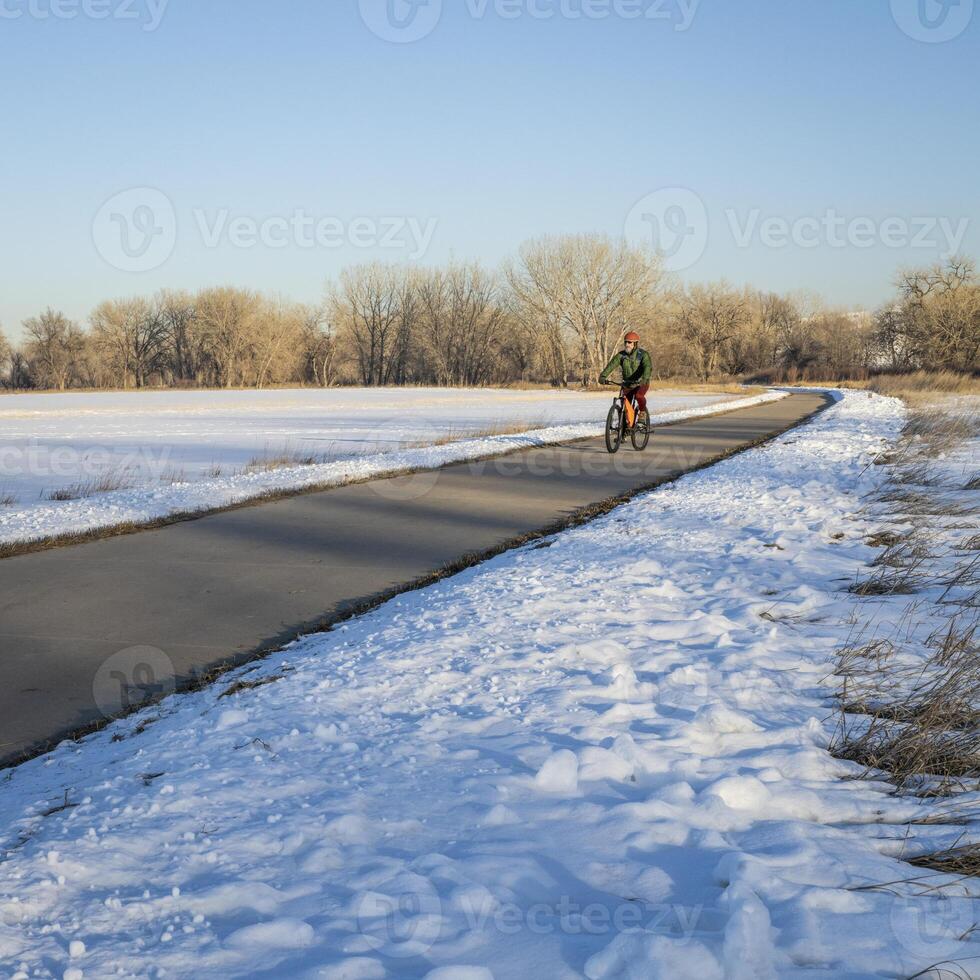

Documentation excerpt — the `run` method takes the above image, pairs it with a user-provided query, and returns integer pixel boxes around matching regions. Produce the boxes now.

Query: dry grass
[0,491,16,507]
[904,410,979,449]
[866,529,906,548]
[907,960,980,980]
[158,466,188,485]
[633,381,764,396]
[219,673,286,698]
[46,469,134,501]
[867,371,980,399]
[401,419,551,449]
[849,562,929,597]
[245,422,555,466]
[836,398,980,797]
[909,841,980,878]
[781,372,979,415]
[246,449,327,472]
[834,617,980,794]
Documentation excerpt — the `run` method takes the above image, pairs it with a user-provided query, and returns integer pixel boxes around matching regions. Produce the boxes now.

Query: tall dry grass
[832,399,980,885]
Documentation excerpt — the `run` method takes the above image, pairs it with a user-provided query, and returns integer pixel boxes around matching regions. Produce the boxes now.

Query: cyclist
[599,332,652,420]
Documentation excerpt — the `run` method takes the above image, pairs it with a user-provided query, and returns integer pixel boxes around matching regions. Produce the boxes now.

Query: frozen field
[6,389,980,978]
[0,386,774,546]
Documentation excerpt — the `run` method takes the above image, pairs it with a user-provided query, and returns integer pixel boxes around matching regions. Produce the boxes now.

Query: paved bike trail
[0,391,831,767]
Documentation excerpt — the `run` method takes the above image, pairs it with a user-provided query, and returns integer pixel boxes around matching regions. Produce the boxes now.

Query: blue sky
[1,0,977,339]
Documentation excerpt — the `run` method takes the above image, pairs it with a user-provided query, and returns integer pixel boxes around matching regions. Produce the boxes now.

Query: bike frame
[605,382,640,427]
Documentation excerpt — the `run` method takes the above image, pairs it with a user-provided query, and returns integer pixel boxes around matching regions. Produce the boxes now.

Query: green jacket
[600,347,652,386]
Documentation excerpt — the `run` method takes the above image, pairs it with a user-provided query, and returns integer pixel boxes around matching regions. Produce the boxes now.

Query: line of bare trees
[0,240,976,392]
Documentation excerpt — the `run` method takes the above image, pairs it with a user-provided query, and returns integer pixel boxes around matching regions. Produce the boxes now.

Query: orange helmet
[624,332,640,343]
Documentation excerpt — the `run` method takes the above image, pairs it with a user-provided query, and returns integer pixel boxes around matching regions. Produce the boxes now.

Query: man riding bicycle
[599,332,652,418]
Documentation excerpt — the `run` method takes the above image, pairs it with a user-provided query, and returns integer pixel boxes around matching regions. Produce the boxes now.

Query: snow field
[4,389,971,978]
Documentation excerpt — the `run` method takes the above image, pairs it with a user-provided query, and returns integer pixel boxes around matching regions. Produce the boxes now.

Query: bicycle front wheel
[605,404,623,454]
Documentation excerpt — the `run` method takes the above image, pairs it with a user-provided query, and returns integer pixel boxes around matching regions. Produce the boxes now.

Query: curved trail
[0,391,830,767]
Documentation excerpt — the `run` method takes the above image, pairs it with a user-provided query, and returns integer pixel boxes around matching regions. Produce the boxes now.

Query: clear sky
[1,0,977,340]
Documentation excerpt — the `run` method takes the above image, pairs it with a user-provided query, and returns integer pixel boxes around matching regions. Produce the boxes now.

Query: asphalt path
[0,390,831,767]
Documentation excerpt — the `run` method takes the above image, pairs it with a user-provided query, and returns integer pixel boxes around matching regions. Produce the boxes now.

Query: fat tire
[605,404,623,454]
[631,411,651,451]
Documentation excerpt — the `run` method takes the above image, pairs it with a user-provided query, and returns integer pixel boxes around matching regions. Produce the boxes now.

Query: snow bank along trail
[4,389,965,979]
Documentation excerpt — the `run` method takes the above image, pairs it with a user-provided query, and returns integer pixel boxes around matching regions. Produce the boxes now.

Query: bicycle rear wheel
[631,410,650,451]
[605,404,623,454]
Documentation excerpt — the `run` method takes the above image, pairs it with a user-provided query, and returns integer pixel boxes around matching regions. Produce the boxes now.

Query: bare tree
[813,311,874,378]
[925,283,980,372]
[505,243,570,387]
[876,257,979,372]
[0,327,11,388]
[156,290,198,384]
[673,283,750,380]
[507,236,661,386]
[252,297,306,389]
[495,301,538,384]
[750,292,798,370]
[330,264,416,386]
[194,287,260,388]
[302,306,336,387]
[22,309,84,390]
[90,297,168,388]
[416,263,507,386]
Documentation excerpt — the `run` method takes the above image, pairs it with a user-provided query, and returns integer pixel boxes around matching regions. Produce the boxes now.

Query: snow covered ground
[3,389,977,979]
[0,386,781,547]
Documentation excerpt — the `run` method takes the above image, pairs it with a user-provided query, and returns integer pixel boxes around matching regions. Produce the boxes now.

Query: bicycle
[602,381,651,454]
